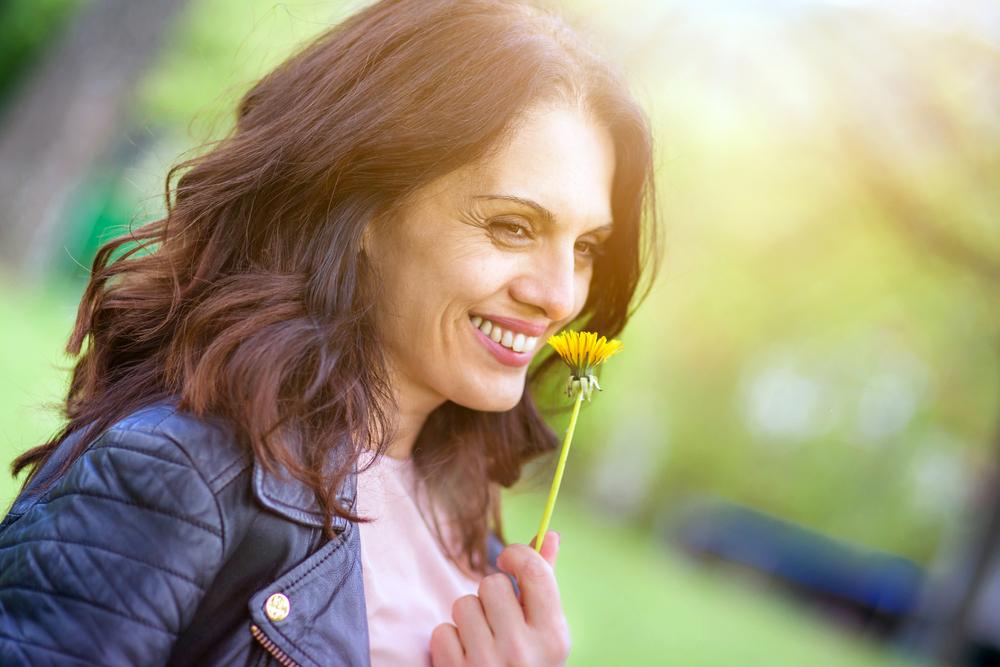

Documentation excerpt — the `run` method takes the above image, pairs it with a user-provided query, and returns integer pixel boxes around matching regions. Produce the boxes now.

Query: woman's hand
[430,530,571,667]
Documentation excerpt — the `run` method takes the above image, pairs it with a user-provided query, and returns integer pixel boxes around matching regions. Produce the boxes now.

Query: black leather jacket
[0,399,507,666]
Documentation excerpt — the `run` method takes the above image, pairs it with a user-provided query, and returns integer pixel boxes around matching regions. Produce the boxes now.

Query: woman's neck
[380,366,446,460]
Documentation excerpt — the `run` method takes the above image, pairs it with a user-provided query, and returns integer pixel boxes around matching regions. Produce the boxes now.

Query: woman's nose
[509,244,578,322]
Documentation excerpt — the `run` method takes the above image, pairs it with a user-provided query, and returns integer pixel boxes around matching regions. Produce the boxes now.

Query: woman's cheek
[574,268,593,313]
[465,248,518,291]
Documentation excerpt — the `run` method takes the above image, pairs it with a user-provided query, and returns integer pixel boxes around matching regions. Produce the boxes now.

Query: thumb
[529,530,560,569]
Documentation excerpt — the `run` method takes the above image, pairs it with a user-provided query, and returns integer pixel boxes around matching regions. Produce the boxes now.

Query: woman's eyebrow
[473,194,614,234]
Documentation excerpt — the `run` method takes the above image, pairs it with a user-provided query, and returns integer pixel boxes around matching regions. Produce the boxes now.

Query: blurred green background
[2,0,998,665]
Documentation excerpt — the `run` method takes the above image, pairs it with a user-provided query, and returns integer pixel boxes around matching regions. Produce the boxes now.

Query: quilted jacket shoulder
[0,401,245,665]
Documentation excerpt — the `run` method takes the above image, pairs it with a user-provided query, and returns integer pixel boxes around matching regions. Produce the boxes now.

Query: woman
[0,0,659,664]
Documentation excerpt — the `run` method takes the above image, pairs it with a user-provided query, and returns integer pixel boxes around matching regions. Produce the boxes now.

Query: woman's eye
[489,219,533,243]
[575,240,606,258]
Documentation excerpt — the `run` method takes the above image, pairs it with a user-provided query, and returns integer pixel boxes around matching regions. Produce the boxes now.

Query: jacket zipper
[250,623,302,667]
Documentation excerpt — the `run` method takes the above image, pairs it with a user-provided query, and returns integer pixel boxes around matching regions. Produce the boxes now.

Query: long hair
[11,0,660,576]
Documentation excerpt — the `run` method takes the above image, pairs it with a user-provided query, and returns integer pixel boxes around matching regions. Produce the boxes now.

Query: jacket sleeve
[0,425,225,666]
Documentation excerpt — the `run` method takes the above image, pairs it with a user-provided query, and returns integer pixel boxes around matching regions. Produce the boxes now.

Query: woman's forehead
[484,107,613,178]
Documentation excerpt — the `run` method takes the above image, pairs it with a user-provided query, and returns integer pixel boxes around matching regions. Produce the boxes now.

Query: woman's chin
[451,383,524,412]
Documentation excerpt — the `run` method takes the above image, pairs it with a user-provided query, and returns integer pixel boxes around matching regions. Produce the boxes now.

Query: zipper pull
[250,623,302,667]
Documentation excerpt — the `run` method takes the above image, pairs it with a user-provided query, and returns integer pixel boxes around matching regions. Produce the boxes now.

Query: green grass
[0,281,929,666]
[0,279,78,506]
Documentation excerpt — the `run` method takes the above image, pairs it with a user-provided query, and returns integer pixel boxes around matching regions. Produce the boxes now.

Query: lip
[470,320,534,367]
[469,313,548,337]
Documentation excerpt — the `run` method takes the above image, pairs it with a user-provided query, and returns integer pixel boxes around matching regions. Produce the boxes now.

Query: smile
[469,315,540,367]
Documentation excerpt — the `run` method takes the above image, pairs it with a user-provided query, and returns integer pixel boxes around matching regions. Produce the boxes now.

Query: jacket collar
[251,452,358,534]
[150,394,358,534]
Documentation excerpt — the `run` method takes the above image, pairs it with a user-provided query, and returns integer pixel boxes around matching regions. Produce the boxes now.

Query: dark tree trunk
[0,0,189,277]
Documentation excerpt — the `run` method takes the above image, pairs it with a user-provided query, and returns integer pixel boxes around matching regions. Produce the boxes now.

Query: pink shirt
[355,449,483,666]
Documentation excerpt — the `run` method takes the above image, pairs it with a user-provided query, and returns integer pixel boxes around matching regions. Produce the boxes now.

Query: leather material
[0,398,509,666]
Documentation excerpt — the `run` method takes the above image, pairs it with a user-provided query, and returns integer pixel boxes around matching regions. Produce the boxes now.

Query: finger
[451,594,494,660]
[527,531,559,569]
[429,622,464,667]
[477,572,527,640]
[532,530,560,569]
[495,543,563,630]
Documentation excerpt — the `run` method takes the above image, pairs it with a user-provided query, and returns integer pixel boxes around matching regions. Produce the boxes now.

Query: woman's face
[364,103,616,414]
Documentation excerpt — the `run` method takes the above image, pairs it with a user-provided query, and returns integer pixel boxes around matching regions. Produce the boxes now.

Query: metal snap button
[265,592,290,622]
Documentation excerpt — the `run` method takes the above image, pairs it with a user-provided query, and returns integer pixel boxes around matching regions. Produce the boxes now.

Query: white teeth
[470,315,538,354]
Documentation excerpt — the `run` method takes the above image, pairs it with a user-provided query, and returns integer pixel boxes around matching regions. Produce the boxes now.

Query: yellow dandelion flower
[533,330,623,554]
[547,330,623,401]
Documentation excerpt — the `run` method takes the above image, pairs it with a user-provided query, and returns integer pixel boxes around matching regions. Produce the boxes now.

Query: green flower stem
[534,386,585,553]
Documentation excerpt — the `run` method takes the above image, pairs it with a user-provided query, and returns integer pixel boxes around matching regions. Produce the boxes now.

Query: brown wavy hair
[11,0,660,576]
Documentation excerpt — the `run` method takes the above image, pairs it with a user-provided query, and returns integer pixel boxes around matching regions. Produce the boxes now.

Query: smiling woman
[0,0,659,665]
[363,104,617,421]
